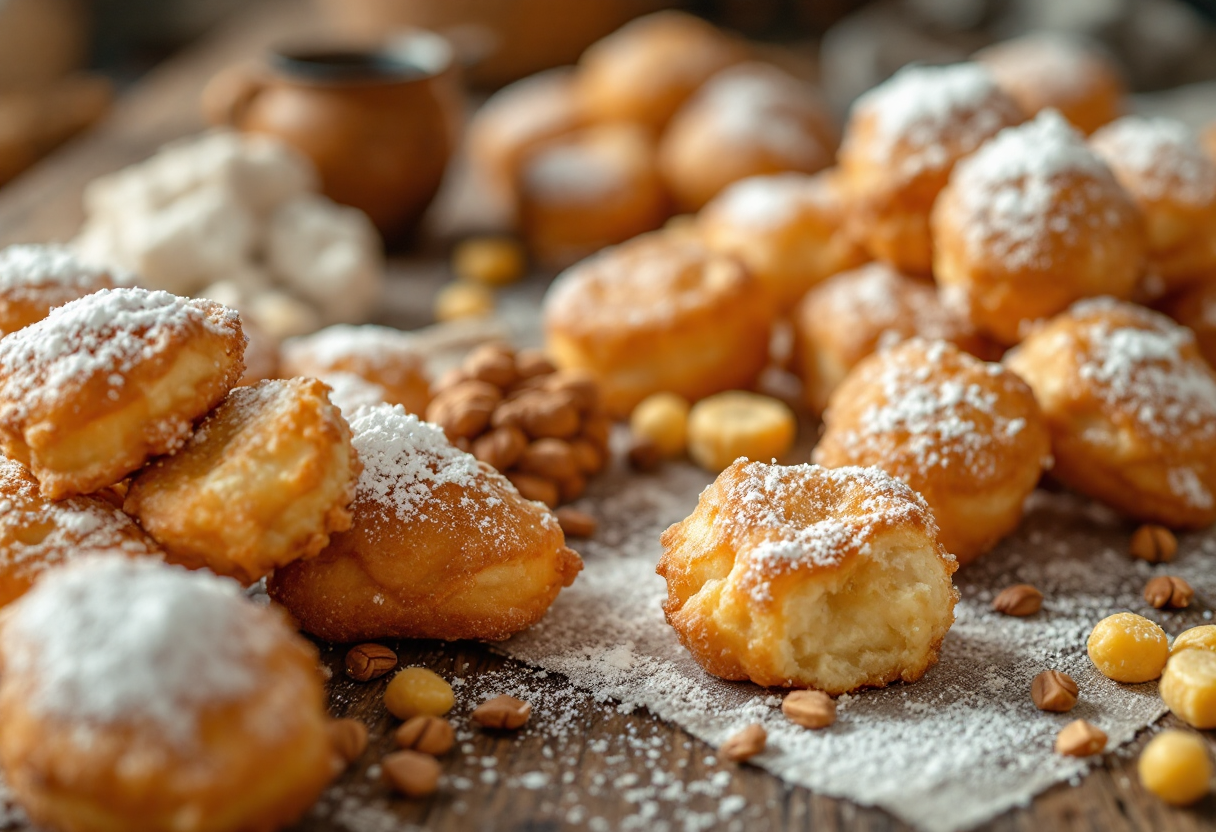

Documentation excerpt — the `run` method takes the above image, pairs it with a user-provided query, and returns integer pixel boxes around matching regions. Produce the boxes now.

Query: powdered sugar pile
[949,110,1128,271]
[322,371,390,416]
[1090,116,1216,205]
[1,558,278,747]
[0,244,116,305]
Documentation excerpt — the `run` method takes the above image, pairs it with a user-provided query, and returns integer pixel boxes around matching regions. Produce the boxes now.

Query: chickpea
[383,667,455,720]
[1086,612,1169,683]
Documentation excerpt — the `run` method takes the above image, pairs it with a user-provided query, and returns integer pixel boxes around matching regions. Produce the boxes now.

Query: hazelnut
[1055,719,1107,757]
[381,750,442,797]
[329,718,369,764]
[345,643,397,682]
[719,723,767,763]
[1143,576,1194,610]
[471,426,528,471]
[782,690,836,729]
[1130,525,1177,564]
[991,584,1043,616]
[517,437,579,481]
[471,695,532,730]
[507,471,560,507]
[555,507,597,538]
[395,715,455,756]
[1031,670,1079,712]
[627,436,663,473]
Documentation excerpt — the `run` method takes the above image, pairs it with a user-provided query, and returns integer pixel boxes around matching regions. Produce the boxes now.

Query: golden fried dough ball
[658,460,957,693]
[933,111,1144,345]
[1006,298,1216,527]
[0,558,336,832]
[468,67,588,204]
[814,339,1050,564]
[0,457,160,608]
[657,62,836,212]
[792,262,997,413]
[268,405,582,643]
[578,10,745,134]
[0,288,244,500]
[1161,279,1216,368]
[974,32,1123,135]
[543,231,772,417]
[125,378,359,585]
[0,244,116,336]
[281,324,430,416]
[517,124,670,268]
[1090,116,1216,295]
[698,170,867,309]
[838,63,1024,275]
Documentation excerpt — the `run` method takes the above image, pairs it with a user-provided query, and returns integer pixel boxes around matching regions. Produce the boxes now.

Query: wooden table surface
[0,2,1213,830]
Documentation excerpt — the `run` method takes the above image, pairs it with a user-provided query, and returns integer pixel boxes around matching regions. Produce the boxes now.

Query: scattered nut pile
[426,343,611,507]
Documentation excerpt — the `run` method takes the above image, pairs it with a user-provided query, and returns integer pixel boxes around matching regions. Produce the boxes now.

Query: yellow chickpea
[1138,730,1212,806]
[630,392,690,457]
[434,282,495,322]
[1159,648,1216,729]
[453,236,527,287]
[1086,612,1169,683]
[687,391,797,473]
[1172,624,1216,657]
[383,667,456,720]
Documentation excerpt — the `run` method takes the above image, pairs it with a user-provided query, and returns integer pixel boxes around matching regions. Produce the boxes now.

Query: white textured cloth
[501,447,1210,832]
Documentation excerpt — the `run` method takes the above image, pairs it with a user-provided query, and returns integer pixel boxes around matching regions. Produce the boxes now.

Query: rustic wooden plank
[0,1,1212,830]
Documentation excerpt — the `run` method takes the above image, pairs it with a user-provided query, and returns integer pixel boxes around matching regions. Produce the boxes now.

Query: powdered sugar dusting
[1,558,280,747]
[282,324,422,373]
[0,244,117,305]
[321,371,389,416]
[1090,116,1216,205]
[707,173,833,231]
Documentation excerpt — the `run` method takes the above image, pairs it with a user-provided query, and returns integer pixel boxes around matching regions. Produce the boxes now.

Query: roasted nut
[630,392,690,458]
[719,723,766,763]
[471,695,531,729]
[570,438,606,475]
[395,715,455,756]
[507,471,560,507]
[384,667,455,720]
[1130,525,1177,563]
[1031,670,1079,712]
[517,438,579,481]
[435,281,495,322]
[1088,612,1170,683]
[557,473,586,503]
[1138,729,1212,806]
[782,690,836,729]
[580,413,611,451]
[426,381,502,440]
[1159,649,1216,729]
[471,426,528,471]
[515,348,556,379]
[345,643,398,682]
[1055,719,1107,757]
[493,391,580,439]
[545,370,599,412]
[627,436,662,472]
[452,236,526,287]
[555,507,597,538]
[433,367,467,392]
[329,718,369,764]
[381,750,442,797]
[464,343,518,388]
[1144,576,1194,610]
[991,584,1043,616]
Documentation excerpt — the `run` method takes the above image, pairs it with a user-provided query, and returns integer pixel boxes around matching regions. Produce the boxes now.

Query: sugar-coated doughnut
[933,111,1144,346]
[1090,116,1216,294]
[838,63,1023,275]
[814,339,1051,565]
[578,10,745,134]
[658,460,957,692]
[658,62,836,212]
[543,230,772,417]
[975,32,1123,135]
[517,124,670,268]
[319,370,389,416]
[1006,298,1216,527]
[0,288,245,500]
[280,324,430,416]
[268,406,582,643]
[0,244,116,337]
[792,262,997,413]
[1161,280,1216,369]
[0,457,160,608]
[125,378,360,585]
[698,170,866,309]
[0,558,335,832]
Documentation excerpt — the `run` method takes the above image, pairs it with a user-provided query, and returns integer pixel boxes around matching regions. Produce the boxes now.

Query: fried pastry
[814,339,1051,564]
[125,378,359,585]
[1006,298,1216,527]
[517,124,670,268]
[975,32,1123,135]
[543,230,772,417]
[698,170,867,309]
[280,324,430,416]
[0,243,116,336]
[0,558,336,832]
[838,63,1023,275]
[1090,116,1216,295]
[933,110,1144,345]
[268,405,582,643]
[578,10,744,134]
[658,460,957,693]
[792,262,996,413]
[0,287,245,499]
[657,63,836,212]
[0,457,160,608]
[1160,279,1216,369]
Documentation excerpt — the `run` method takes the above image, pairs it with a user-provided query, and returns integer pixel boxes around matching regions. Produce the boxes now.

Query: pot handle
[201,62,265,127]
